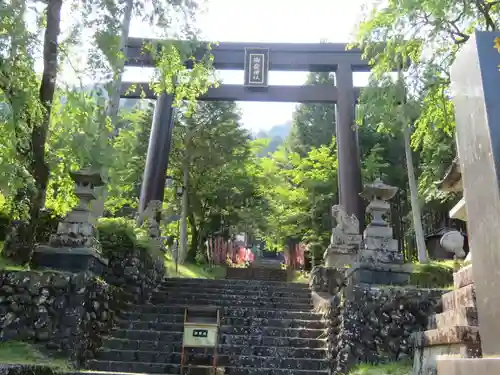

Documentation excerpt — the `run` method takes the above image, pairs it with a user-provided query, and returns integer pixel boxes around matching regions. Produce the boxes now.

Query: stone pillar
[336,64,363,231]
[348,179,411,286]
[449,31,500,356]
[31,168,108,274]
[139,92,175,214]
[435,31,500,374]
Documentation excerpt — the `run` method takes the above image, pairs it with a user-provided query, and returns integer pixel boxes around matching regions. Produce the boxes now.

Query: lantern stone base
[347,261,412,286]
[31,245,108,275]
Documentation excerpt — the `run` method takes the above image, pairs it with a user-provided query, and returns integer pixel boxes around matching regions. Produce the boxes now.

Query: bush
[97,218,138,256]
[410,260,461,288]
[97,217,162,260]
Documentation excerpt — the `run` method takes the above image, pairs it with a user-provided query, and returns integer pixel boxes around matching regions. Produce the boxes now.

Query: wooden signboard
[181,306,221,375]
[244,48,270,87]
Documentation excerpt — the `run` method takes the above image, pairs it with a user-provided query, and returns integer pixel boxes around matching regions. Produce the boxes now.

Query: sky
[123,0,370,132]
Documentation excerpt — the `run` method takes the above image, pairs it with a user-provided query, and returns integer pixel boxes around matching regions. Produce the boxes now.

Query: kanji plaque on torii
[244,47,269,87]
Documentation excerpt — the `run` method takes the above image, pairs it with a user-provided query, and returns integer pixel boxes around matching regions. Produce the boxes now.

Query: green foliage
[147,41,218,115]
[410,260,461,289]
[288,73,335,155]
[167,101,268,260]
[96,217,157,260]
[105,106,153,213]
[0,0,216,262]
[97,218,137,254]
[0,341,70,369]
[258,141,337,251]
[349,361,412,375]
[352,0,500,208]
[347,0,500,250]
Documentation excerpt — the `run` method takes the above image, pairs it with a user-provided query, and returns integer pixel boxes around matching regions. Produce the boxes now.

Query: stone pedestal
[348,179,411,286]
[437,357,500,375]
[324,246,356,268]
[323,205,361,268]
[412,265,481,375]
[31,169,108,274]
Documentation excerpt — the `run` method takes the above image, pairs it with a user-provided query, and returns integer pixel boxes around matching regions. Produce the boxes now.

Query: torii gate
[121,39,374,230]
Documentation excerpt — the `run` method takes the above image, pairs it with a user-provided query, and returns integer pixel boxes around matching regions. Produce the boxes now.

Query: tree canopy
[0,0,494,264]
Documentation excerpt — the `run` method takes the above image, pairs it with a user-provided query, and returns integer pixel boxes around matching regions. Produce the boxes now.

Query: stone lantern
[348,178,412,287]
[31,168,108,274]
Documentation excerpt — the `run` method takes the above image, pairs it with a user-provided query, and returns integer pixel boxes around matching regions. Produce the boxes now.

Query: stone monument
[435,31,500,374]
[31,168,108,274]
[323,204,361,268]
[348,178,411,285]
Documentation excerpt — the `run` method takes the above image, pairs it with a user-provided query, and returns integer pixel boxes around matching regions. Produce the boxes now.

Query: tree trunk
[179,158,189,263]
[92,0,134,218]
[23,0,63,263]
[403,125,427,263]
[187,213,198,262]
[106,0,133,124]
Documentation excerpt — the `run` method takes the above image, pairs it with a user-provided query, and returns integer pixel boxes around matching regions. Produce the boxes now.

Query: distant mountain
[253,121,292,157]
[75,84,151,111]
[254,121,292,140]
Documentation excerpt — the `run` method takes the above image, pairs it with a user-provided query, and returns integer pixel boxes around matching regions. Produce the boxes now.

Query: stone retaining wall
[0,239,166,364]
[338,285,444,372]
[103,248,165,304]
[311,266,445,374]
[0,271,118,364]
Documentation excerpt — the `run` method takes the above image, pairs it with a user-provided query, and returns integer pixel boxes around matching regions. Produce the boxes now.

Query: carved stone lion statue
[330,205,359,245]
[332,205,359,233]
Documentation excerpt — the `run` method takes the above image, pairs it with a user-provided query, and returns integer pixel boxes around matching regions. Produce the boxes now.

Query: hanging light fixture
[176,185,184,198]
[165,175,174,188]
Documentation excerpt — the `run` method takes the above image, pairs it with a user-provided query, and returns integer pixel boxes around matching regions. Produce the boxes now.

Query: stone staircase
[412,264,481,375]
[84,278,329,375]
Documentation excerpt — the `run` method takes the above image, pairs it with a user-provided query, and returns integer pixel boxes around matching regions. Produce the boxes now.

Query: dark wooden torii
[122,38,373,229]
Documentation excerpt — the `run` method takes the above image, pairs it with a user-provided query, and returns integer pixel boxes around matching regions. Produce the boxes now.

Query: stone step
[126,305,321,319]
[158,286,311,298]
[220,334,326,348]
[103,332,326,349]
[152,291,312,304]
[153,297,312,310]
[116,315,326,330]
[412,325,481,351]
[101,339,327,359]
[162,278,309,290]
[83,363,328,375]
[107,326,325,341]
[109,329,183,342]
[94,350,328,370]
[221,326,325,339]
[454,264,474,289]
[441,284,476,311]
[427,307,478,330]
